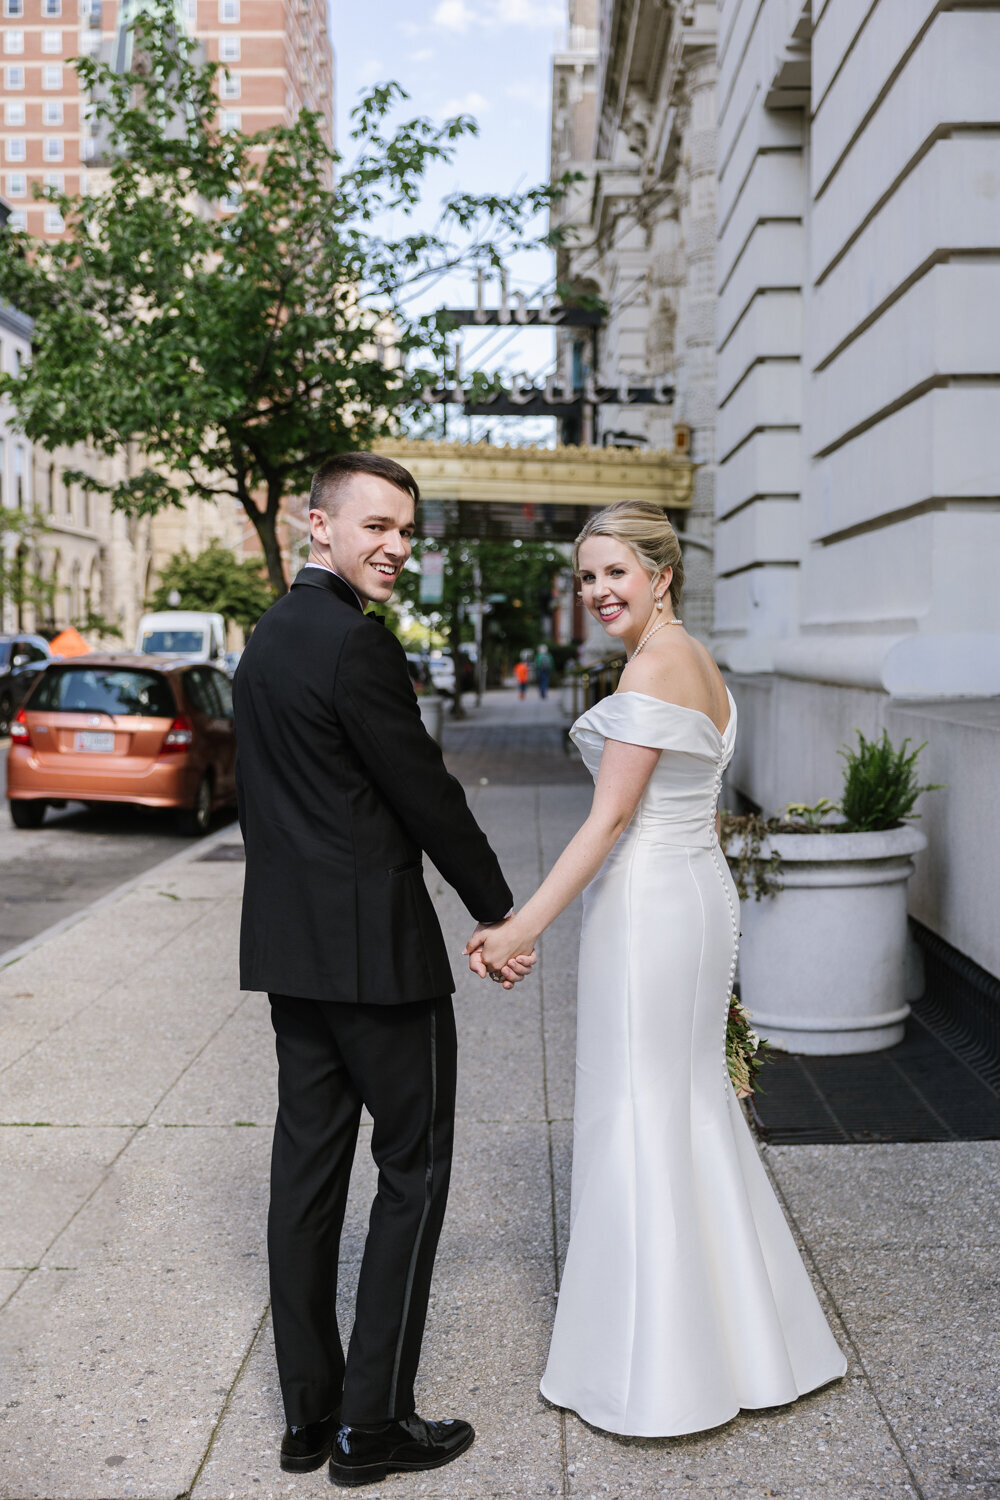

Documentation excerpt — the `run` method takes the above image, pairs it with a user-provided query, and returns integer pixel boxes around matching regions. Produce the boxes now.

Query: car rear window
[29,667,176,718]
[141,630,206,654]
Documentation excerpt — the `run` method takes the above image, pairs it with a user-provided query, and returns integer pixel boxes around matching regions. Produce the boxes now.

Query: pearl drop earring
[655,595,664,611]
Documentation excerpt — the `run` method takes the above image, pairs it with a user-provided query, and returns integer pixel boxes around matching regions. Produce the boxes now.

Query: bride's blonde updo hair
[573,500,685,610]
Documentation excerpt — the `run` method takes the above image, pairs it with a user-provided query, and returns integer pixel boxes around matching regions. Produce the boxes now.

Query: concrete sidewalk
[1,692,997,1500]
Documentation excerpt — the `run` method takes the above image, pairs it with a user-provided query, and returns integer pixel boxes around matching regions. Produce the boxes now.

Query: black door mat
[748,1001,1000,1144]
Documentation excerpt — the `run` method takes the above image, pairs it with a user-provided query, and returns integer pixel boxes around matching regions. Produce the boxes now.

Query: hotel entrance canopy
[373,439,694,543]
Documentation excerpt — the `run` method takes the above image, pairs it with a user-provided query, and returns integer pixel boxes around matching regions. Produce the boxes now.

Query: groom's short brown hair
[309,452,420,516]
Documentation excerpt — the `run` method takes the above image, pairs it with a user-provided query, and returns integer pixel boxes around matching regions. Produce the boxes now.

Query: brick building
[0,0,334,238]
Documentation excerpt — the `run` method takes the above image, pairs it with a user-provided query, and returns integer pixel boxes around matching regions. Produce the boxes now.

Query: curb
[0,818,242,974]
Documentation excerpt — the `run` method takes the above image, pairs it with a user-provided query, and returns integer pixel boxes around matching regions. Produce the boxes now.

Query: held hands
[463,916,539,990]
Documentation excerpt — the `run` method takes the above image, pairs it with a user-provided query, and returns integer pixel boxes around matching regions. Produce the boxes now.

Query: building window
[6,172,26,196]
[7,209,25,230]
[42,28,62,52]
[220,73,240,99]
[220,109,241,133]
[47,462,55,514]
[4,102,25,125]
[182,0,196,23]
[42,100,63,125]
[63,474,72,516]
[44,208,65,234]
[5,138,26,162]
[3,28,23,53]
[78,27,100,54]
[42,0,61,13]
[5,65,25,89]
[218,0,239,21]
[219,35,240,60]
[42,65,63,90]
[43,137,64,161]
[14,445,24,508]
[43,171,64,190]
[80,137,97,161]
[3,0,24,17]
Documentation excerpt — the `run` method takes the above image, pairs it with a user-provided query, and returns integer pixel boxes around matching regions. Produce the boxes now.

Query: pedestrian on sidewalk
[534,643,554,700]
[233,452,535,1488]
[514,656,530,699]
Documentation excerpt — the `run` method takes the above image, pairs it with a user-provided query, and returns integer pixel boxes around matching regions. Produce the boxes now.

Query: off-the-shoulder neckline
[590,686,734,739]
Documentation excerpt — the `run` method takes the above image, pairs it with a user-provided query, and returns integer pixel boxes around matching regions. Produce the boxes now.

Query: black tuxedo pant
[267,992,457,1427]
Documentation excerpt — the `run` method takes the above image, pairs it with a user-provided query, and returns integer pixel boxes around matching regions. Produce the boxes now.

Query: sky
[328,0,569,442]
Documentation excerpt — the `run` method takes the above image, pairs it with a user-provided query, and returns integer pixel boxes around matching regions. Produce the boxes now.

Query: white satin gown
[540,690,847,1436]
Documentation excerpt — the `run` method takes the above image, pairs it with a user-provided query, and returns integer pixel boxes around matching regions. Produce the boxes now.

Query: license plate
[74,731,115,753]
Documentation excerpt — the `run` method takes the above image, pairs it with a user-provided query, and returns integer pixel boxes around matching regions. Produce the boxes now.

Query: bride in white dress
[467,501,846,1437]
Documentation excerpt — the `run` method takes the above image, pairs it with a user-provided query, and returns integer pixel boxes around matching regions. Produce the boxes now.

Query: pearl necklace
[628,616,683,662]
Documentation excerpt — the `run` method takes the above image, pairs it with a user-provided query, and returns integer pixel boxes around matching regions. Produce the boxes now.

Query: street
[0,742,236,959]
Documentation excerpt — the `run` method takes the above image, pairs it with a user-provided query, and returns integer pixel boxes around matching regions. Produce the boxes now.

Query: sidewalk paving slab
[0,690,996,1500]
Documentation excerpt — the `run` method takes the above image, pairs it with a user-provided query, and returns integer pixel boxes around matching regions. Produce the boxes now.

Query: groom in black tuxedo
[234,452,527,1487]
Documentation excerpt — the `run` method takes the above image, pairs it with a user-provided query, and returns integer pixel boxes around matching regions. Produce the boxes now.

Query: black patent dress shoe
[280,1412,339,1472]
[328,1413,475,1487]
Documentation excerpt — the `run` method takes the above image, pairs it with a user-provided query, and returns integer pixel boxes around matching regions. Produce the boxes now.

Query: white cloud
[355,55,385,87]
[499,0,564,27]
[411,46,436,63]
[441,89,491,117]
[431,0,564,35]
[432,0,473,32]
[506,79,545,108]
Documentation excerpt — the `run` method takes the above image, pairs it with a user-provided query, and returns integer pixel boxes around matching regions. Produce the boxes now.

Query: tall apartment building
[0,0,332,238]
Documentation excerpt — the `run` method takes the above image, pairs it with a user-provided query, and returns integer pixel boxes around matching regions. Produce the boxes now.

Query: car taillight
[161,715,194,752]
[10,708,31,746]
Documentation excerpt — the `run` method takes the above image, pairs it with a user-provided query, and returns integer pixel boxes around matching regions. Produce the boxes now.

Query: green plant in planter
[838,730,944,832]
[722,730,943,900]
[719,811,782,902]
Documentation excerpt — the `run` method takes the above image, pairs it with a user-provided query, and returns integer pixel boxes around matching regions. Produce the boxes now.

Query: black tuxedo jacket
[233,567,512,1005]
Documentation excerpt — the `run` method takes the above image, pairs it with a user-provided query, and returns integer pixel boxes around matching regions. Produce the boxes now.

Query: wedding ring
[488,970,504,983]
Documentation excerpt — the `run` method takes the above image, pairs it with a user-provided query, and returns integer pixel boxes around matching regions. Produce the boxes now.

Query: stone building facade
[715,0,1000,986]
[549,0,718,648]
[554,0,1000,991]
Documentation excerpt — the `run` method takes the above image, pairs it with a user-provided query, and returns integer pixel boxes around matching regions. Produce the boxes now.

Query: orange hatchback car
[6,657,237,835]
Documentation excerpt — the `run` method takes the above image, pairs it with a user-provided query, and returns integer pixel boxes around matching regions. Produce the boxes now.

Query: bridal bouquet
[726,995,769,1098]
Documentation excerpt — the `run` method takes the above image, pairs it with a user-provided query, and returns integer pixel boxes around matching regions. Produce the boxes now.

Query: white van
[136,611,227,668]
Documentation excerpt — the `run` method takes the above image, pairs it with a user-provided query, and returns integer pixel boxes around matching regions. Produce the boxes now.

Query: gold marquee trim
[372,438,694,510]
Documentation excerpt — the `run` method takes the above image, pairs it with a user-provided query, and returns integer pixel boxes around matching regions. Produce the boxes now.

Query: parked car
[6,656,237,835]
[135,610,228,670]
[427,655,455,698]
[404,654,434,694]
[0,634,52,735]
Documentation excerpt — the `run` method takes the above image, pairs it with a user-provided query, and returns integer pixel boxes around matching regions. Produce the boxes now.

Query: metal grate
[198,843,246,862]
[749,1002,1000,1145]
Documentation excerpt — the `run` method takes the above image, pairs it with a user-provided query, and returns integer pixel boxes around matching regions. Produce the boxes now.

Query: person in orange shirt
[514,659,530,700]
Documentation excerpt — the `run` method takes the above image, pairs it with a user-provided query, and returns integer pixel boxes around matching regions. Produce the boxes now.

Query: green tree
[0,2,567,596]
[394,538,567,715]
[149,538,274,634]
[0,505,53,630]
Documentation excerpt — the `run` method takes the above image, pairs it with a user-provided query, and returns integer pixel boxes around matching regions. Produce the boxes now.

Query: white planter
[729,825,927,1055]
[417,692,444,743]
